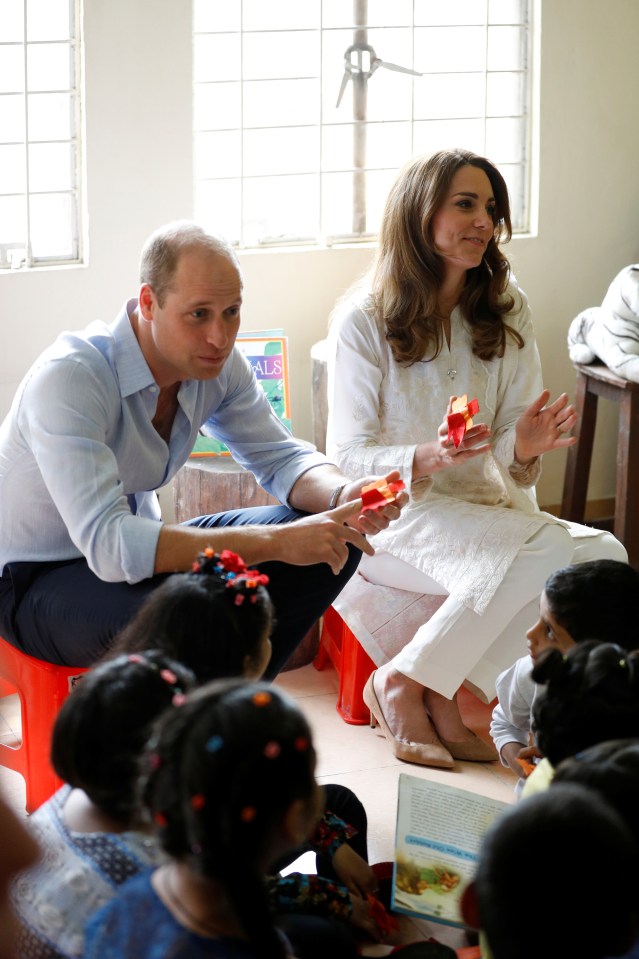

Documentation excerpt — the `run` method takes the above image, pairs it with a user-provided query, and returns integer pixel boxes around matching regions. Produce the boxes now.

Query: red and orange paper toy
[360,478,406,511]
[446,395,480,449]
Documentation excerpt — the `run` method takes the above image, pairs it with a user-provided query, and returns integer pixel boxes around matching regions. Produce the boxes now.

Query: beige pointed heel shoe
[438,732,498,762]
[363,672,454,769]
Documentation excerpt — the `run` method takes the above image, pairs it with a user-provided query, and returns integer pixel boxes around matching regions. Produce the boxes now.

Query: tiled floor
[0,661,518,955]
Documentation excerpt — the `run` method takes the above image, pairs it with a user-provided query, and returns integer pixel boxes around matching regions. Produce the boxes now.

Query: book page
[392,773,508,927]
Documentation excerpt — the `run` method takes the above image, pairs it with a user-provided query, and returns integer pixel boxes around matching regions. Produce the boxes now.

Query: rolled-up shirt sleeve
[198,349,329,505]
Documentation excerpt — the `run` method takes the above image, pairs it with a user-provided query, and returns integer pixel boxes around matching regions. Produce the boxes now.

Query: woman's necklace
[440,313,456,381]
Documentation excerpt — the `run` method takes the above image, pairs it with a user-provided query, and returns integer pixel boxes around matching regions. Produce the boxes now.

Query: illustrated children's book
[392,773,509,928]
[190,330,291,457]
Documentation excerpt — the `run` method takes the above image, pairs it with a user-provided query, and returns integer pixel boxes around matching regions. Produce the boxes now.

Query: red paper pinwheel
[360,478,406,511]
[446,395,480,449]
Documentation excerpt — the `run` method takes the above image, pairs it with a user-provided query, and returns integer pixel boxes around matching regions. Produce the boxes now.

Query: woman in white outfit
[326,149,627,769]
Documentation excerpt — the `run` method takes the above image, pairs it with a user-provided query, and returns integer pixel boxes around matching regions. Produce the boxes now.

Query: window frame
[0,0,83,271]
[192,0,534,251]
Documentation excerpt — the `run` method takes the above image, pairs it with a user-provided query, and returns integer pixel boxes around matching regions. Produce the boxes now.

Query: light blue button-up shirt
[0,300,328,583]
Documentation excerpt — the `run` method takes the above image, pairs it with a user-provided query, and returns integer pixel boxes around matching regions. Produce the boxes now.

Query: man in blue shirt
[0,221,406,669]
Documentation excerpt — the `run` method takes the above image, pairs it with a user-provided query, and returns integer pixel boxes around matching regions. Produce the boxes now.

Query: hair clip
[252,691,271,707]
[224,568,270,606]
[263,741,281,759]
[127,654,183,697]
[192,548,269,604]
[619,658,627,668]
[206,735,224,753]
[294,736,310,752]
[172,692,186,707]
[240,806,257,822]
[154,811,169,827]
[190,793,206,811]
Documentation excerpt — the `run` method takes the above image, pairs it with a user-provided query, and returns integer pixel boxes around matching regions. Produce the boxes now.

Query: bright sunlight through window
[0,0,82,270]
[193,0,533,249]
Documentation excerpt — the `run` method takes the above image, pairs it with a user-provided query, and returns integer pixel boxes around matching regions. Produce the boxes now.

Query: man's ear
[138,283,155,320]
[460,880,481,930]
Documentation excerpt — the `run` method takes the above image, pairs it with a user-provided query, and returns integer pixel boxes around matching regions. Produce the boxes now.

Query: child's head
[531,641,639,767]
[463,782,639,959]
[51,650,195,825]
[526,560,639,662]
[553,738,639,845]
[110,548,274,682]
[142,678,322,958]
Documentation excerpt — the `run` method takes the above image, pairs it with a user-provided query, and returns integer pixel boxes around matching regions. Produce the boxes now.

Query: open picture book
[391,773,510,928]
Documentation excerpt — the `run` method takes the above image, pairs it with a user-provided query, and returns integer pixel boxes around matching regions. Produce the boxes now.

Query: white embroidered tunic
[326,283,585,616]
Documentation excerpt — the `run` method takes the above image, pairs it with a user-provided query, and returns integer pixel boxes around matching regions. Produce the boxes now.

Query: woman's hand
[412,395,492,479]
[514,389,577,465]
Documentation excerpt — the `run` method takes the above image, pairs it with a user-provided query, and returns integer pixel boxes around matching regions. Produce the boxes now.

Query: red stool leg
[336,621,376,726]
[313,606,344,672]
[0,637,88,814]
[18,666,60,814]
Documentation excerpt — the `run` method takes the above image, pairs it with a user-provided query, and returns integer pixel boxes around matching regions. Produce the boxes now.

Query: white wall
[1,0,638,511]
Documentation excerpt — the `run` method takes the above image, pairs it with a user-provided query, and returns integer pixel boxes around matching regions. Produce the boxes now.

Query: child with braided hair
[522,640,639,796]
[84,678,329,958]
[490,558,639,789]
[10,650,196,959]
[107,548,392,958]
[109,547,275,682]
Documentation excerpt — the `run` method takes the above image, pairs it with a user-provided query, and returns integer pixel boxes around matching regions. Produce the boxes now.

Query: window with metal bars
[193,0,533,249]
[0,0,82,270]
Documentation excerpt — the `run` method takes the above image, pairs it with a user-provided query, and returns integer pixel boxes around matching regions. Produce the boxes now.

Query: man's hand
[273,499,376,574]
[338,470,409,536]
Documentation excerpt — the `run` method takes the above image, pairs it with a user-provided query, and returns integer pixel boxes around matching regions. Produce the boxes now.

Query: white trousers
[359,524,627,703]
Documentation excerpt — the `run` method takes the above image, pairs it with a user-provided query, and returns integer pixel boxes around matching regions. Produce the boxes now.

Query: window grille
[193,0,532,249]
[0,0,82,269]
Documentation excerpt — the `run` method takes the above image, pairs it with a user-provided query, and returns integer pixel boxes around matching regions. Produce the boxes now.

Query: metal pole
[352,0,368,234]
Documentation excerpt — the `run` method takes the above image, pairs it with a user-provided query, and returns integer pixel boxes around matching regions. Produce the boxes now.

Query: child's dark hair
[544,559,639,646]
[474,783,639,959]
[108,548,274,682]
[553,738,639,845]
[142,678,317,959]
[51,650,195,824]
[531,641,639,767]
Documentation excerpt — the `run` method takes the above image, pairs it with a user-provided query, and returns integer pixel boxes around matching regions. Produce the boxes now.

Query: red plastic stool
[0,636,89,813]
[313,605,376,725]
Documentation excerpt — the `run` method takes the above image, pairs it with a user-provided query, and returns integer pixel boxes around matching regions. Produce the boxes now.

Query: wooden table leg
[561,371,597,523]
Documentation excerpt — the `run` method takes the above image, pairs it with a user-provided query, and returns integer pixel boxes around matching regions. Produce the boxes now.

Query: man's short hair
[139,220,241,306]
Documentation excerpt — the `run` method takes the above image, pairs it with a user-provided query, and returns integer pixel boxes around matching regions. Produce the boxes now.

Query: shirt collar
[111,298,158,398]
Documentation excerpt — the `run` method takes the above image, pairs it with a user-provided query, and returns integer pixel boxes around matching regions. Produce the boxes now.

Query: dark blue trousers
[0,505,361,672]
